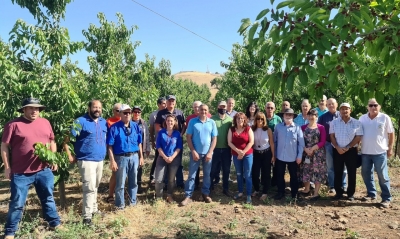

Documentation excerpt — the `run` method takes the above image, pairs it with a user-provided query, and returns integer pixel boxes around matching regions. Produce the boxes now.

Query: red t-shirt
[2,117,54,174]
[230,126,253,156]
[107,116,121,128]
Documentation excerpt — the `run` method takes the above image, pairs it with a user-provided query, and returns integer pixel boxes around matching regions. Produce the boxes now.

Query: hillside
[173,71,222,99]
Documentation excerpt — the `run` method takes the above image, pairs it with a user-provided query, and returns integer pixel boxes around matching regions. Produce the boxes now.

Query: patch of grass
[183,209,196,217]
[16,212,42,238]
[262,196,272,205]
[228,200,235,205]
[243,203,254,210]
[258,226,267,234]
[388,155,400,168]
[225,219,238,230]
[345,228,360,239]
[108,215,129,236]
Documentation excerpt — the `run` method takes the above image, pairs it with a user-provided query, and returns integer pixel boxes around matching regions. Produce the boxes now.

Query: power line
[130,0,230,53]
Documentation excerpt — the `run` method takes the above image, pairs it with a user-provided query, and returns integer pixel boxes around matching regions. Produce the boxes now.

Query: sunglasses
[266,107,274,109]
[256,118,264,121]
[114,109,120,112]
[122,112,131,115]
[133,111,141,114]
[368,104,378,108]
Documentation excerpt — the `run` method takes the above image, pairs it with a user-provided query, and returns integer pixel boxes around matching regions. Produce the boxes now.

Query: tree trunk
[396,119,400,157]
[58,180,67,210]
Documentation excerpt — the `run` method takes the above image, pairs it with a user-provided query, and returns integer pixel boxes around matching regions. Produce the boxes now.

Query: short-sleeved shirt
[2,117,54,174]
[359,113,394,154]
[72,114,108,161]
[107,121,142,155]
[329,117,363,148]
[156,129,183,157]
[211,114,232,148]
[155,108,186,132]
[314,107,328,117]
[230,126,253,156]
[186,117,218,154]
[317,110,340,142]
[273,122,304,162]
[266,114,282,132]
[294,114,309,127]
[186,113,211,125]
[226,110,237,118]
[106,116,120,128]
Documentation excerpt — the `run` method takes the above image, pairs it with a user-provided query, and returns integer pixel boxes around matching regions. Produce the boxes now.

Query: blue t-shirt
[106,121,142,155]
[156,129,183,157]
[72,114,107,161]
[186,117,218,154]
[314,107,329,117]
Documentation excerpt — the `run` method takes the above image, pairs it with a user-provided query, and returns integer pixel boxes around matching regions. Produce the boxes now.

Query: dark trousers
[210,148,232,191]
[270,164,278,186]
[149,150,160,181]
[275,159,298,197]
[137,167,142,188]
[252,149,272,194]
[333,147,357,197]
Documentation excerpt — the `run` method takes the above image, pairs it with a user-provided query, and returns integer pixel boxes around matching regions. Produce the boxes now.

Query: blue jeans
[5,168,60,236]
[361,153,392,201]
[185,153,212,197]
[176,150,184,186]
[233,154,253,196]
[115,154,139,208]
[210,148,231,191]
[325,142,347,188]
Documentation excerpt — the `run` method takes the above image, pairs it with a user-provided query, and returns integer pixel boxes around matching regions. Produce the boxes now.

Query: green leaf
[256,9,270,20]
[248,22,259,46]
[328,70,338,89]
[321,36,332,50]
[344,64,354,81]
[238,18,251,35]
[277,0,293,9]
[306,66,317,81]
[299,70,308,84]
[388,74,398,95]
[301,34,308,45]
[334,13,345,28]
[287,73,295,91]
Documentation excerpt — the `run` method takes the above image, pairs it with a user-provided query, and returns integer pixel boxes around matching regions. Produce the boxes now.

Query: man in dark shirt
[155,95,186,187]
[317,98,346,193]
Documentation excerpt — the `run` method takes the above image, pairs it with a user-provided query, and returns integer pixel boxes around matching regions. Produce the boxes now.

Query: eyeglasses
[266,107,274,110]
[114,109,120,112]
[133,111,141,114]
[122,112,131,115]
[256,118,264,121]
[368,104,378,108]
[237,118,245,120]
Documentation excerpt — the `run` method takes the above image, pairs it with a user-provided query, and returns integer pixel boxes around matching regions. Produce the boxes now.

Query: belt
[115,152,138,156]
[254,147,270,154]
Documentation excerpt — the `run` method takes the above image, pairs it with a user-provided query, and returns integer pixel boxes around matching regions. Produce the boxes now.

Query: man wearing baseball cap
[210,101,233,196]
[329,103,363,201]
[1,98,62,238]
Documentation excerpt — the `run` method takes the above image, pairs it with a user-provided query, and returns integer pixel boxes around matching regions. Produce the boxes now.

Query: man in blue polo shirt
[64,100,108,225]
[107,104,144,209]
[180,104,218,206]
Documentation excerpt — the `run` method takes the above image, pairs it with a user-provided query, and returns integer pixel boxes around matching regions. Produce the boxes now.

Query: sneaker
[166,195,175,204]
[4,235,15,239]
[329,188,335,193]
[92,210,106,218]
[260,194,268,201]
[202,194,212,203]
[251,191,259,197]
[246,196,252,204]
[380,200,390,208]
[347,196,355,201]
[180,197,193,206]
[361,195,377,201]
[49,224,66,231]
[343,187,348,193]
[223,190,232,197]
[333,194,343,200]
[82,218,93,226]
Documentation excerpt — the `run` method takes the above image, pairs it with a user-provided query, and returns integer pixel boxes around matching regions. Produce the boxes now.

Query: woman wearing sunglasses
[154,114,183,203]
[251,112,275,201]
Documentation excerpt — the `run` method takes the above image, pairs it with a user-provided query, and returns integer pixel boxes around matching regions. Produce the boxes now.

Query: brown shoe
[166,195,175,204]
[180,197,192,206]
[49,224,67,232]
[202,194,212,203]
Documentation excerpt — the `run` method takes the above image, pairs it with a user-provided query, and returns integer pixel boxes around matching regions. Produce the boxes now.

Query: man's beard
[89,110,101,119]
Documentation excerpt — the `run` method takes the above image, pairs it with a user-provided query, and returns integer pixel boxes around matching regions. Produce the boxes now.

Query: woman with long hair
[228,112,254,204]
[154,114,183,203]
[251,112,275,200]
[245,102,259,126]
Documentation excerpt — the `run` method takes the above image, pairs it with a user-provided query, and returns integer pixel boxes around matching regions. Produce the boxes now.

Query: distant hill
[173,71,222,99]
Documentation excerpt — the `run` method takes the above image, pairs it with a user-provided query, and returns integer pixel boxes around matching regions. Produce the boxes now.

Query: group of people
[0,94,394,238]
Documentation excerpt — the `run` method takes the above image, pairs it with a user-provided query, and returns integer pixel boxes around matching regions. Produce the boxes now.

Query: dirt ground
[1,155,400,239]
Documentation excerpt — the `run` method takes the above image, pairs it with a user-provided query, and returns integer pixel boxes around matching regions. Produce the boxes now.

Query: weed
[388,155,400,168]
[345,228,360,239]
[262,196,272,205]
[108,215,129,236]
[200,211,208,218]
[16,212,42,237]
[258,226,267,234]
[225,219,238,230]
[184,209,195,217]
[228,200,235,205]
[243,202,254,210]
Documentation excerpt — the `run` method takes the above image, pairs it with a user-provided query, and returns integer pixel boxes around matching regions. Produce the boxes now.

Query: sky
[0,0,274,74]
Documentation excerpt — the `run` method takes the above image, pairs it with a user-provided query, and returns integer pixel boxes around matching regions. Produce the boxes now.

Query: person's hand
[110,160,118,172]
[205,152,213,162]
[151,142,156,149]
[271,157,276,164]
[140,157,144,167]
[146,151,150,158]
[387,148,393,158]
[296,158,302,164]
[4,168,11,180]
[337,147,346,155]
[164,156,172,164]
[192,150,200,161]
[237,154,244,160]
[50,164,58,171]
[68,155,77,164]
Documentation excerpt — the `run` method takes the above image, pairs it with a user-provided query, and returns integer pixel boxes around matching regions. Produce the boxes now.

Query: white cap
[339,103,351,109]
[322,95,327,100]
[120,104,132,111]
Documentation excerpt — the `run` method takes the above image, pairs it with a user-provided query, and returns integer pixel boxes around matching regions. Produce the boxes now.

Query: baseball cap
[218,101,227,106]
[119,104,132,111]
[132,106,142,111]
[166,95,176,100]
[339,103,351,109]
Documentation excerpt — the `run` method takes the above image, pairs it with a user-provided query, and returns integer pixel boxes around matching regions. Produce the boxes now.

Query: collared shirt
[294,114,308,127]
[314,107,328,117]
[329,117,363,148]
[106,116,121,128]
[266,114,282,132]
[211,114,232,148]
[317,110,340,142]
[107,121,142,155]
[149,110,159,139]
[155,108,186,132]
[273,122,304,162]
[156,129,183,157]
[359,112,394,154]
[186,117,218,154]
[226,110,237,118]
[72,114,107,161]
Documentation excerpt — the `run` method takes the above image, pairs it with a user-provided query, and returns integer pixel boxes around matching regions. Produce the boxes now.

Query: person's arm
[296,127,305,164]
[149,123,155,149]
[144,121,151,156]
[273,127,278,156]
[186,134,199,161]
[107,145,118,172]
[346,122,363,149]
[242,127,254,154]
[63,136,76,163]
[227,129,241,154]
[313,124,326,150]
[388,132,395,157]
[1,142,11,180]
[138,143,144,166]
[267,128,275,163]
[206,136,217,162]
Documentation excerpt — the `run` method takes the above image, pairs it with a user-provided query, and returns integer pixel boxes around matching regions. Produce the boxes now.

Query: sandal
[106,196,115,204]
[259,194,268,201]
[233,193,243,200]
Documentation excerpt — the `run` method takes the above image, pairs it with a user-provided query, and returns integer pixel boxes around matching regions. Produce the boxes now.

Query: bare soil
[173,71,221,99]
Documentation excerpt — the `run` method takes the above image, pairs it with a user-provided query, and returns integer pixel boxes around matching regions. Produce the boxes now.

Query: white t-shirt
[253,128,270,150]
[359,112,394,154]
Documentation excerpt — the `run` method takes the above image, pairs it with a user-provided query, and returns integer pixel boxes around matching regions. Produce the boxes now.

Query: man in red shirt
[1,98,62,238]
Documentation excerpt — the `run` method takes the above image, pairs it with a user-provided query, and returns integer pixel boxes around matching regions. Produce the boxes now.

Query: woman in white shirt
[251,112,275,200]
